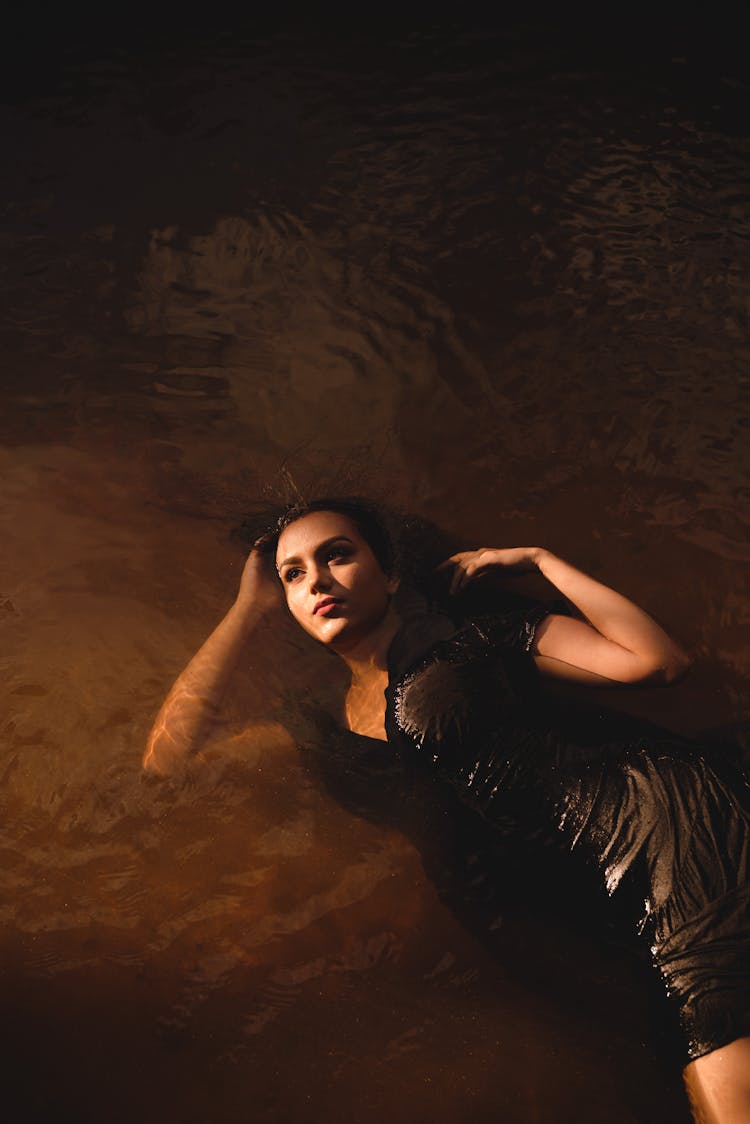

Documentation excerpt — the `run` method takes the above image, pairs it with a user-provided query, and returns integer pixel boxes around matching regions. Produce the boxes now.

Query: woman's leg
[684,1037,750,1123]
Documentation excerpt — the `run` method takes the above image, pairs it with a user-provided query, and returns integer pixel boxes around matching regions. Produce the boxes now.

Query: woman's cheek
[284,589,303,620]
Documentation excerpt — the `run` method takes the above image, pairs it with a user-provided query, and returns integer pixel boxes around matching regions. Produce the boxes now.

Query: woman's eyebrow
[278,536,354,570]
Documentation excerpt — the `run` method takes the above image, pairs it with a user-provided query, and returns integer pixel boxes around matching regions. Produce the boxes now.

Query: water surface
[1,18,748,1123]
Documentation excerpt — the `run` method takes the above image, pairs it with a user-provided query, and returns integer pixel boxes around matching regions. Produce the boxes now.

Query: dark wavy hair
[236,495,463,610]
[269,497,397,574]
[234,494,546,623]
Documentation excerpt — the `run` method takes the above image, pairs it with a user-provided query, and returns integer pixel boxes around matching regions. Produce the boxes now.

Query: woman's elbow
[142,730,183,777]
[654,648,693,686]
[142,743,168,776]
[627,647,692,687]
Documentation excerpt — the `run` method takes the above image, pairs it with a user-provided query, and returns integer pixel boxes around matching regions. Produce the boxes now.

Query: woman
[144,497,750,1123]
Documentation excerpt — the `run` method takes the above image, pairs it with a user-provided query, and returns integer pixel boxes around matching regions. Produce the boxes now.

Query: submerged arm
[440,547,692,686]
[143,549,282,775]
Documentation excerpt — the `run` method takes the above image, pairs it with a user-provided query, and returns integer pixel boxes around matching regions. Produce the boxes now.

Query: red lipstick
[313,597,343,616]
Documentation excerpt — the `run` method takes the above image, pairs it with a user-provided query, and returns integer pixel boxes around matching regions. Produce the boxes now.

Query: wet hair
[246,495,460,607]
[268,497,396,576]
[238,495,539,620]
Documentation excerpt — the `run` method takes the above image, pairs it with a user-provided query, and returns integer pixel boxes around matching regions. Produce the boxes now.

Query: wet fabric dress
[359,602,750,1062]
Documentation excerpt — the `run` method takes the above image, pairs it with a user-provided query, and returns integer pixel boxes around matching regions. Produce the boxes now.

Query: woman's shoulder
[388,592,567,683]
[387,596,560,748]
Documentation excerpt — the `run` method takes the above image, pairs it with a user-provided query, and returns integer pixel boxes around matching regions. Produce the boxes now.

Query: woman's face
[275,510,398,652]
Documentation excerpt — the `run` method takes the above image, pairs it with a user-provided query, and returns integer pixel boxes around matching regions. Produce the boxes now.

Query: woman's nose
[309,565,332,593]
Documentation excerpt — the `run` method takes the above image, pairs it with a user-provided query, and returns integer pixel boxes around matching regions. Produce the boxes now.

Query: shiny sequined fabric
[384,605,750,1061]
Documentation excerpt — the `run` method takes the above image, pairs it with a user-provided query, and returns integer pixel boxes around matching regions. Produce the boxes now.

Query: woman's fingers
[252,532,275,554]
[435,554,467,596]
[452,563,473,596]
[461,553,494,593]
[443,551,494,596]
[436,552,474,596]
[438,548,538,595]
[449,562,464,596]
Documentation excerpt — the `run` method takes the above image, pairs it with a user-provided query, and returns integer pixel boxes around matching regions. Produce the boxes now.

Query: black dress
[358,602,750,1062]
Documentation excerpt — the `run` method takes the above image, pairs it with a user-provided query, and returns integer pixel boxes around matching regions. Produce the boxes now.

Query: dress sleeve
[469,597,569,655]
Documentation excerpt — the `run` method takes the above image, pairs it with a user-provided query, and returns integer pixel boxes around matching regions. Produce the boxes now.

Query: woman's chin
[302,602,395,653]
[324,626,359,653]
[312,615,352,647]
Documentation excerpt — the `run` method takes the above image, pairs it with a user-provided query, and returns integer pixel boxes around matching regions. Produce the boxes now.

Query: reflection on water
[1,18,748,1123]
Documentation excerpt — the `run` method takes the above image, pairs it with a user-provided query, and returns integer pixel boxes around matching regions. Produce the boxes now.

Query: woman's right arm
[142,548,282,776]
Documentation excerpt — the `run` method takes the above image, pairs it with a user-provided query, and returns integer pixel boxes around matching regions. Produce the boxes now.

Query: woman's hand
[235,542,284,618]
[437,547,543,596]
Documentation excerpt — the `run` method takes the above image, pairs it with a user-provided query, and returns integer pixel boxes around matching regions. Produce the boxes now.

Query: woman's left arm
[440,547,692,687]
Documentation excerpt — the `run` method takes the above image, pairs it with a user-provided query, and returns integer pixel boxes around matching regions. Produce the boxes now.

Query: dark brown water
[1,16,748,1123]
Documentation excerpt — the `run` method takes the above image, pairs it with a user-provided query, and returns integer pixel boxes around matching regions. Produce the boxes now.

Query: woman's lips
[314,598,343,617]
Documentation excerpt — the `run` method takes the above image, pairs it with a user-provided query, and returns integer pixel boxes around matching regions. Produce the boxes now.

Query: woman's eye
[282,549,351,582]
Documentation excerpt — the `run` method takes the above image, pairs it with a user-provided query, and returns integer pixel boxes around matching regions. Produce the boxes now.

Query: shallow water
[1,17,748,1123]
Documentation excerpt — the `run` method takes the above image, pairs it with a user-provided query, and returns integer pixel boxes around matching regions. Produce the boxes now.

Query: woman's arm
[439,547,692,687]
[143,548,282,775]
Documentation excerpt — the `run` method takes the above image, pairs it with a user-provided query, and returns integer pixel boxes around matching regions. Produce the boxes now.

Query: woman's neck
[336,607,402,687]
[340,610,401,742]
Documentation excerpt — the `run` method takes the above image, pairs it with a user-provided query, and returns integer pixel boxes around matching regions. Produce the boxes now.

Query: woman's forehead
[276,510,360,556]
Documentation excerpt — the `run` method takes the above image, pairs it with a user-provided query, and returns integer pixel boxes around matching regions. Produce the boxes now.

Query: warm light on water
[1,17,747,1123]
